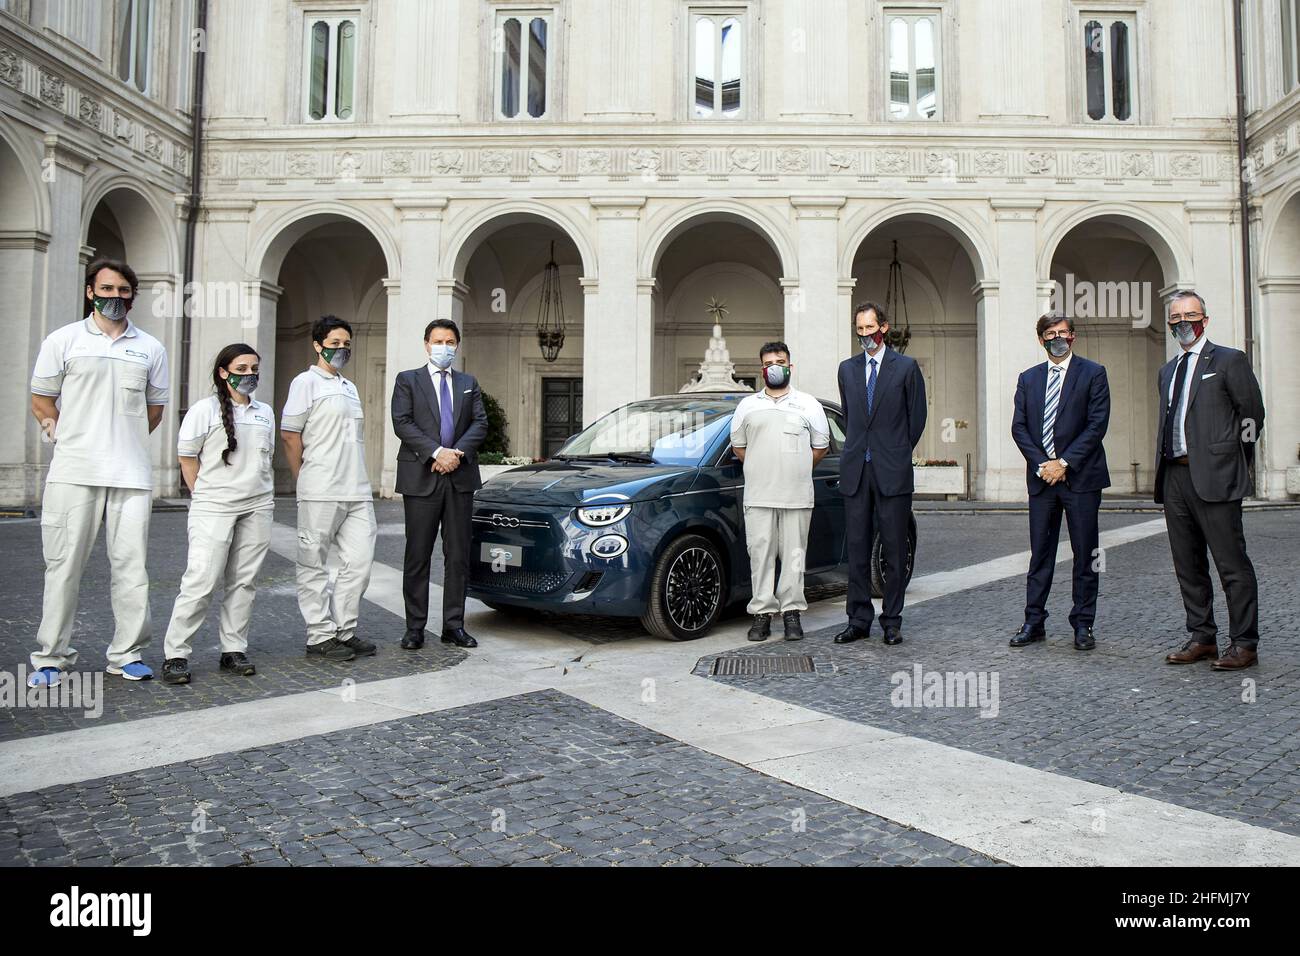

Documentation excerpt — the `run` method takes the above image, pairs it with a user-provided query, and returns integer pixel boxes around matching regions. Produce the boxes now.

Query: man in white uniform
[27,258,170,686]
[281,316,378,662]
[730,341,830,642]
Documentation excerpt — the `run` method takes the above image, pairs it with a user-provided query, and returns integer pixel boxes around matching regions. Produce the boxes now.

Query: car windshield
[556,398,738,466]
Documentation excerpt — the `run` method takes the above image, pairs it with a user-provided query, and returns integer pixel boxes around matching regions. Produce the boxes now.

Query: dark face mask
[1170,321,1204,346]
[859,330,885,352]
[93,295,131,322]
[1044,336,1073,358]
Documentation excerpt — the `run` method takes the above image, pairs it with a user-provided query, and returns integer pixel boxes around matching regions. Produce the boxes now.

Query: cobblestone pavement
[0,506,464,740]
[1,498,1295,867]
[701,511,1300,837]
[0,689,1004,867]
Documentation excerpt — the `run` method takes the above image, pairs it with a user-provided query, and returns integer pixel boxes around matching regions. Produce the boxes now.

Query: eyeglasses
[1168,311,1204,323]
[1041,331,1074,341]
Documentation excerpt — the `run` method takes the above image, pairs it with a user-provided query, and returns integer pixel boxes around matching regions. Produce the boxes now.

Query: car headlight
[576,503,631,526]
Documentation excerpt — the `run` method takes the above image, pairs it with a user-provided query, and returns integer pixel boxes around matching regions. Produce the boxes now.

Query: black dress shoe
[1009,625,1046,648]
[441,628,478,648]
[1073,627,1096,650]
[882,626,903,646]
[400,631,425,650]
[782,611,804,641]
[834,624,868,644]
[747,614,772,642]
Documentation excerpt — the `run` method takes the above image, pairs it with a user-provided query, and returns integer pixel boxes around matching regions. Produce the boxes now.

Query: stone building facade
[2,0,1297,504]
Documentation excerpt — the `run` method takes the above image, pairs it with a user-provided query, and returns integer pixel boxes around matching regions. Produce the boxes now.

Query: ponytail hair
[212,343,260,466]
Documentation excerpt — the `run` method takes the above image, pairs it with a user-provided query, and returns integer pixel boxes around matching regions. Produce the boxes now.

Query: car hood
[475,461,698,506]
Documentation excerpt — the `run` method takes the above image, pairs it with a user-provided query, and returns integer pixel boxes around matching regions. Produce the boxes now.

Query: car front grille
[471,564,571,595]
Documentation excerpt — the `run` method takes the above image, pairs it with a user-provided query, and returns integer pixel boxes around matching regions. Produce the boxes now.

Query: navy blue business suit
[837,348,927,631]
[1011,354,1111,631]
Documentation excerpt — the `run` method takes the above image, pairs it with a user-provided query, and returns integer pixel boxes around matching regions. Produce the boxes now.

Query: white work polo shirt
[30,315,169,491]
[281,366,372,502]
[730,386,830,509]
[178,395,276,514]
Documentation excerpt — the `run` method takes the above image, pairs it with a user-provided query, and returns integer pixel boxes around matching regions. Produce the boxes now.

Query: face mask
[1044,336,1073,358]
[93,295,130,322]
[226,373,258,396]
[762,364,791,389]
[428,344,457,370]
[859,331,885,352]
[1170,321,1204,347]
[320,346,351,370]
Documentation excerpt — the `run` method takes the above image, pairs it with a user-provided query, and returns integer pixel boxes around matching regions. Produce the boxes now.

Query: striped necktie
[1042,365,1063,459]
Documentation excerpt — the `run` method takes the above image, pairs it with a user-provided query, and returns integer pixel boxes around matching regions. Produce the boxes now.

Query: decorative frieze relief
[0,43,189,178]
[196,142,1243,189]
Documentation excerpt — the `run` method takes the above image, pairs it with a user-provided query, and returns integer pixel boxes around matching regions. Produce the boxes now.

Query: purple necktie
[439,371,455,449]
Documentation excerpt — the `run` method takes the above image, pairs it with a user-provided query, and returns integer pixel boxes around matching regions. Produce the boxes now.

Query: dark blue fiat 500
[468,393,914,640]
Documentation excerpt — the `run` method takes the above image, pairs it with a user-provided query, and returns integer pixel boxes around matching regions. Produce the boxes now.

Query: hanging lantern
[536,240,566,362]
[883,239,912,354]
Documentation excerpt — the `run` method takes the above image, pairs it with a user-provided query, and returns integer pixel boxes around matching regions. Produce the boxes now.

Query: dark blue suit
[1011,354,1111,631]
[837,348,927,631]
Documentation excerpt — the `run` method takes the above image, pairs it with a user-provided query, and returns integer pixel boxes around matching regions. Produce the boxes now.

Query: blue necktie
[864,357,877,463]
[439,371,455,449]
[1043,365,1062,459]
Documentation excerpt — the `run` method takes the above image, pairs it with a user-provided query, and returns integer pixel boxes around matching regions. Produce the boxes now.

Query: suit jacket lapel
[1030,363,1047,431]
[865,349,891,427]
[415,366,437,420]
[1056,359,1078,421]
[1187,342,1214,411]
[850,352,868,422]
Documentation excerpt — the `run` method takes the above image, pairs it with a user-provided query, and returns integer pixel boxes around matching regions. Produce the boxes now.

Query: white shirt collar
[1184,336,1209,358]
[84,313,137,338]
[1047,351,1072,376]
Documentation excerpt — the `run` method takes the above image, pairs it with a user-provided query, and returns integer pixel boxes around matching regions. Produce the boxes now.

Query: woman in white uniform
[161,344,276,685]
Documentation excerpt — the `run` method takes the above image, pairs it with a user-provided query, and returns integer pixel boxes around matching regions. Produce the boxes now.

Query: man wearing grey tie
[1011,312,1111,650]
[391,319,489,650]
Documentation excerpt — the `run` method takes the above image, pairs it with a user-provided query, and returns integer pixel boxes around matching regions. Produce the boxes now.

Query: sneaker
[340,636,377,658]
[782,610,804,641]
[107,661,154,681]
[305,638,355,661]
[747,613,772,642]
[26,666,62,688]
[162,658,191,685]
[219,652,256,676]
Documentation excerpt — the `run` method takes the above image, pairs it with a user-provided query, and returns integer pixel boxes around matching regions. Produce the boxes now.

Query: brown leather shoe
[1165,641,1218,664]
[1211,644,1258,671]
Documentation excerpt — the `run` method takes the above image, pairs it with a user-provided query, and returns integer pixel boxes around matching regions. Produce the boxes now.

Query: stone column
[391,197,449,495]
[979,198,1044,501]
[1184,201,1242,349]
[1,227,51,506]
[586,198,646,425]
[42,134,91,333]
[1257,277,1300,500]
[787,197,844,403]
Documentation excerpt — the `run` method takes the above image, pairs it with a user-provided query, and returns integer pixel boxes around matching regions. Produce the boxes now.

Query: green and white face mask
[93,296,130,322]
[319,346,352,370]
[226,373,259,396]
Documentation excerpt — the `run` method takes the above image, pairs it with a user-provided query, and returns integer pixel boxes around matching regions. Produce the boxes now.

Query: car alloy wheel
[664,546,722,634]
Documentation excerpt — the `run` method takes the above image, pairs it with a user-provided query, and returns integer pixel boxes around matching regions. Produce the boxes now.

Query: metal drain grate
[710,655,816,676]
